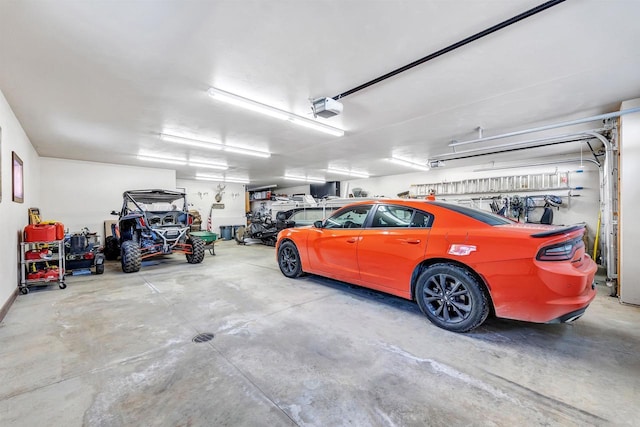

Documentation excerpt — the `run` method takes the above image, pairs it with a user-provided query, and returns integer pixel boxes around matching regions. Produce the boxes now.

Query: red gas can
[41,221,65,240]
[24,224,56,242]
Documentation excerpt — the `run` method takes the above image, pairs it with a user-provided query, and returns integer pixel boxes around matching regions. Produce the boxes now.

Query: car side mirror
[313,220,323,228]
[110,210,119,216]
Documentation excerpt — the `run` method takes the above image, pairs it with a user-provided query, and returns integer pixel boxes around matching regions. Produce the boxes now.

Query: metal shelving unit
[19,240,66,295]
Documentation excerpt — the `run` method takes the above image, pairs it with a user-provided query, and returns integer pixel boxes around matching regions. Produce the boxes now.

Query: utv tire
[186,237,205,264]
[104,236,120,260]
[278,241,304,278]
[121,240,141,273]
[415,263,489,333]
[235,226,246,245]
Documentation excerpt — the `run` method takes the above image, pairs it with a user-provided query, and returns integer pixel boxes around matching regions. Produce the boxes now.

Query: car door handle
[400,239,421,244]
[346,238,358,243]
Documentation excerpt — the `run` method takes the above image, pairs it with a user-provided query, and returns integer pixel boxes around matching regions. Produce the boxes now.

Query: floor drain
[192,332,215,343]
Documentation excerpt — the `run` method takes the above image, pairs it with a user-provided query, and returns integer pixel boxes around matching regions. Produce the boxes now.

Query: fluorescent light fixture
[327,167,370,179]
[195,173,250,184]
[161,132,271,158]
[137,155,187,166]
[284,174,326,184]
[207,88,289,121]
[388,157,429,171]
[160,133,223,150]
[195,173,223,180]
[248,184,278,191]
[223,177,251,184]
[287,116,345,137]
[207,87,345,137]
[188,161,228,170]
[223,145,271,158]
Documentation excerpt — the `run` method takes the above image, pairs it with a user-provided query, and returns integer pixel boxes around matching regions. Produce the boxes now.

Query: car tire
[121,240,141,273]
[186,237,205,264]
[415,263,489,333]
[278,241,304,278]
[104,236,120,260]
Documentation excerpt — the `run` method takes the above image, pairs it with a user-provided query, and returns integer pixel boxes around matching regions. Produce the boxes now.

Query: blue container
[219,226,232,240]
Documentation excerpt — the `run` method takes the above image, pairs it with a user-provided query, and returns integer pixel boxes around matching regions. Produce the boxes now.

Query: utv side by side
[114,189,205,273]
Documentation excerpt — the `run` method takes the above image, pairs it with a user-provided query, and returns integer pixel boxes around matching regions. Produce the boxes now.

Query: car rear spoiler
[530,223,586,238]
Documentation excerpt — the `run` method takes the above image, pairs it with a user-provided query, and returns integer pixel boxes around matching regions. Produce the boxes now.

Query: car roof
[335,198,515,226]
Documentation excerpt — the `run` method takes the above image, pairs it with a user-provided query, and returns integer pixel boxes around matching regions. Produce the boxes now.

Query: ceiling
[1,1,639,189]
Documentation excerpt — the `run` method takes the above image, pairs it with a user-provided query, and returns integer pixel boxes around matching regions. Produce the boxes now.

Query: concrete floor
[1,240,639,426]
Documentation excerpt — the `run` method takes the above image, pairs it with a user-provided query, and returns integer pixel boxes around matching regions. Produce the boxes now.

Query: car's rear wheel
[278,241,304,278]
[186,237,205,264]
[416,263,489,332]
[121,240,141,273]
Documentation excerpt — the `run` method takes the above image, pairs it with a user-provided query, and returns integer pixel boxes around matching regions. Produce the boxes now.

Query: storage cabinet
[19,240,66,294]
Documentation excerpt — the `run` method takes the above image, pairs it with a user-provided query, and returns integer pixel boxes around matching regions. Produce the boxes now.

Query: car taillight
[536,237,583,261]
[139,217,146,227]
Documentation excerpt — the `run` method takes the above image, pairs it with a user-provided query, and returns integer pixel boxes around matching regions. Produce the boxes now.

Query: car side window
[371,205,412,227]
[324,206,372,229]
[371,205,433,228]
[410,210,432,228]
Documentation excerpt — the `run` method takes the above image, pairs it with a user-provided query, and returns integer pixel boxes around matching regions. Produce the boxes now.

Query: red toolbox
[24,224,57,242]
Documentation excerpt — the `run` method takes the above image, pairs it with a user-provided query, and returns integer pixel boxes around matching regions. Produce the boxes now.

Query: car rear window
[430,202,512,226]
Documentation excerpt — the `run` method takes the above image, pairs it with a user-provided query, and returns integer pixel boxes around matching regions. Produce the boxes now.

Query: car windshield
[430,202,513,226]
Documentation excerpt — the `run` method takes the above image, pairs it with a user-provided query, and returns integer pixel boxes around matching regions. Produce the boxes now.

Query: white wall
[39,158,176,239]
[342,157,601,245]
[619,98,640,305]
[0,90,41,309]
[176,179,246,234]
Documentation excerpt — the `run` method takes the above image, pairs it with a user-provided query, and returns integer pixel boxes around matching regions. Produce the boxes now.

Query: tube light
[161,132,271,158]
[207,87,344,137]
[195,173,223,180]
[223,146,271,158]
[160,133,223,150]
[287,116,345,137]
[284,175,326,184]
[188,161,228,170]
[137,155,187,166]
[326,167,370,178]
[195,174,250,184]
[388,157,430,171]
[223,177,251,184]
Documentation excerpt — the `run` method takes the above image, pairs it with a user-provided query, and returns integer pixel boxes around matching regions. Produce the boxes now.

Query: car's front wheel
[416,263,489,332]
[278,241,304,278]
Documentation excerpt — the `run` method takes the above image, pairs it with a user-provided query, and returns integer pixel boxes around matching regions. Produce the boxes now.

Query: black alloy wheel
[278,241,304,278]
[416,263,489,332]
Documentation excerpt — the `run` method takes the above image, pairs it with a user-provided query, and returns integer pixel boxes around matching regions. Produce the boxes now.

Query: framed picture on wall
[12,151,24,203]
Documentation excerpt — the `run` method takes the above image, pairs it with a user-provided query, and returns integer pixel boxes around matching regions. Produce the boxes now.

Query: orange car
[276,200,597,332]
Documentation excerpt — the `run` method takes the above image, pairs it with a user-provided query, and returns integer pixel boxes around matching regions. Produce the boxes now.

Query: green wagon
[190,231,218,255]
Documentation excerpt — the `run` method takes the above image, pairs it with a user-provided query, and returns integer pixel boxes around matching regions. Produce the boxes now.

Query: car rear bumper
[483,255,598,323]
[546,306,590,324]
